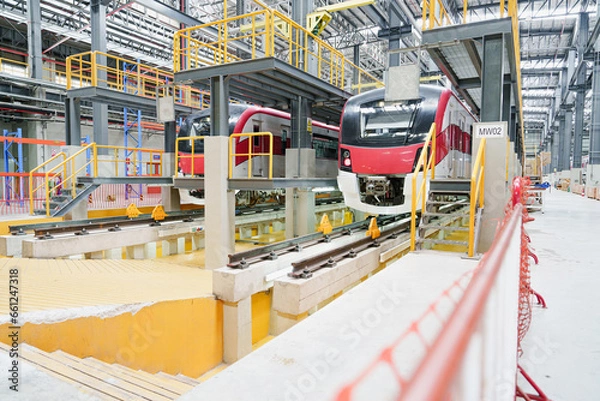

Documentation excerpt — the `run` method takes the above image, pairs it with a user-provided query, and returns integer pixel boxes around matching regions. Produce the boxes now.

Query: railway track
[9,197,346,239]
[227,213,411,271]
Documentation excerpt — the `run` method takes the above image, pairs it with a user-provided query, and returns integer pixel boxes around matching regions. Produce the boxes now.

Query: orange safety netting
[508,176,534,351]
[335,269,475,401]
[336,177,532,400]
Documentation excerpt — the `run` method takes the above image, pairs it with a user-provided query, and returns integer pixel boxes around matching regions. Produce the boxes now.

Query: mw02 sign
[473,121,508,138]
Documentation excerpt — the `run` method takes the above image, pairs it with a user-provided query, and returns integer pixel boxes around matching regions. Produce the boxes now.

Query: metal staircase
[416,179,483,254]
[33,181,100,216]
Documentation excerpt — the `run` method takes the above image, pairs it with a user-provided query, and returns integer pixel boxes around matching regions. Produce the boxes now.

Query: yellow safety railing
[422,0,452,30]
[228,132,274,179]
[173,8,382,93]
[410,123,437,251]
[28,152,67,215]
[95,145,163,177]
[29,142,164,215]
[66,51,209,109]
[468,138,486,257]
[175,136,205,177]
[41,143,97,216]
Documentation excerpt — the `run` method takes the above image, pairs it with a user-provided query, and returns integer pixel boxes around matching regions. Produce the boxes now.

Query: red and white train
[178,104,339,179]
[337,85,477,215]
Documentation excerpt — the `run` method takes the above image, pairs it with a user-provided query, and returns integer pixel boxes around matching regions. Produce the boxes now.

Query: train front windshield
[360,100,420,142]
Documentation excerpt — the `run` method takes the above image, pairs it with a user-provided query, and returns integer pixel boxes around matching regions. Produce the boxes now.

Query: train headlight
[341,149,351,168]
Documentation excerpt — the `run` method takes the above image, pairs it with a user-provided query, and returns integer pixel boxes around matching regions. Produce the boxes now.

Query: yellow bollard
[365,217,380,239]
[317,214,333,235]
[151,205,168,221]
[126,203,141,219]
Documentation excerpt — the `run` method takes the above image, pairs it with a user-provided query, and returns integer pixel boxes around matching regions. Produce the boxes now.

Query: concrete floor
[178,251,478,401]
[520,189,600,401]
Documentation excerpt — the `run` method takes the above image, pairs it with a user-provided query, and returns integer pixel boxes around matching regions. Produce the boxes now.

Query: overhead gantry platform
[174,57,351,124]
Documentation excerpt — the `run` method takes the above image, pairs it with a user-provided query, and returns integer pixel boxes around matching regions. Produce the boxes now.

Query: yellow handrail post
[269,134,273,179]
[248,141,253,178]
[500,0,505,18]
[29,171,34,214]
[191,138,195,176]
[228,136,233,179]
[66,57,72,89]
[91,52,97,87]
[429,0,435,29]
[45,173,50,216]
[93,143,98,177]
[175,139,180,177]
[463,0,467,23]
[71,157,76,199]
[431,126,436,179]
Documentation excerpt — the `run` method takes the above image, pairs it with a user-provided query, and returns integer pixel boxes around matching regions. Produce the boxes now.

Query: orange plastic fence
[335,269,475,400]
[336,176,533,400]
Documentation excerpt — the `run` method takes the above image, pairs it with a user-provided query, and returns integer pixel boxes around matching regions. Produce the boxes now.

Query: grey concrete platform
[179,251,478,401]
[519,189,600,400]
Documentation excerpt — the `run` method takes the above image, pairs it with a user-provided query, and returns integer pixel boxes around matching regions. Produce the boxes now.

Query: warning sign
[473,121,507,138]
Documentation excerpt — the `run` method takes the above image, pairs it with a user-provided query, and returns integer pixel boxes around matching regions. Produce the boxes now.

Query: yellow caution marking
[152,204,167,221]
[366,217,380,239]
[126,203,141,218]
[317,214,333,235]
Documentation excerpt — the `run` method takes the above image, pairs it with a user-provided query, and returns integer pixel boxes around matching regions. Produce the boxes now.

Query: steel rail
[32,210,205,239]
[228,213,410,269]
[288,217,411,279]
[9,210,204,235]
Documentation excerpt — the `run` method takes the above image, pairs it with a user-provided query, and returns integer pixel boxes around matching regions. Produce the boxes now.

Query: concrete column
[106,247,122,259]
[223,297,252,363]
[285,149,316,238]
[65,201,88,221]
[161,153,181,212]
[126,245,145,259]
[204,136,235,269]
[126,243,156,259]
[85,251,104,259]
[191,234,204,251]
[162,238,185,256]
[474,34,507,253]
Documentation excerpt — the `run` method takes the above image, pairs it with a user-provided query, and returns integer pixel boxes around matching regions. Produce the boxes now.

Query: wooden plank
[19,346,150,401]
[54,351,182,399]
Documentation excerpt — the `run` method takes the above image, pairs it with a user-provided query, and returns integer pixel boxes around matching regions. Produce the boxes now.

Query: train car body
[178,104,339,179]
[337,85,477,215]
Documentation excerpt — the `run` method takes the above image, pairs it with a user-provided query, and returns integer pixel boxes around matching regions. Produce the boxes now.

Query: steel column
[562,110,573,170]
[27,0,43,80]
[291,96,312,149]
[591,54,600,165]
[65,98,81,146]
[509,106,517,143]
[557,115,566,170]
[210,75,230,137]
[480,35,504,121]
[573,13,588,169]
[91,0,109,153]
